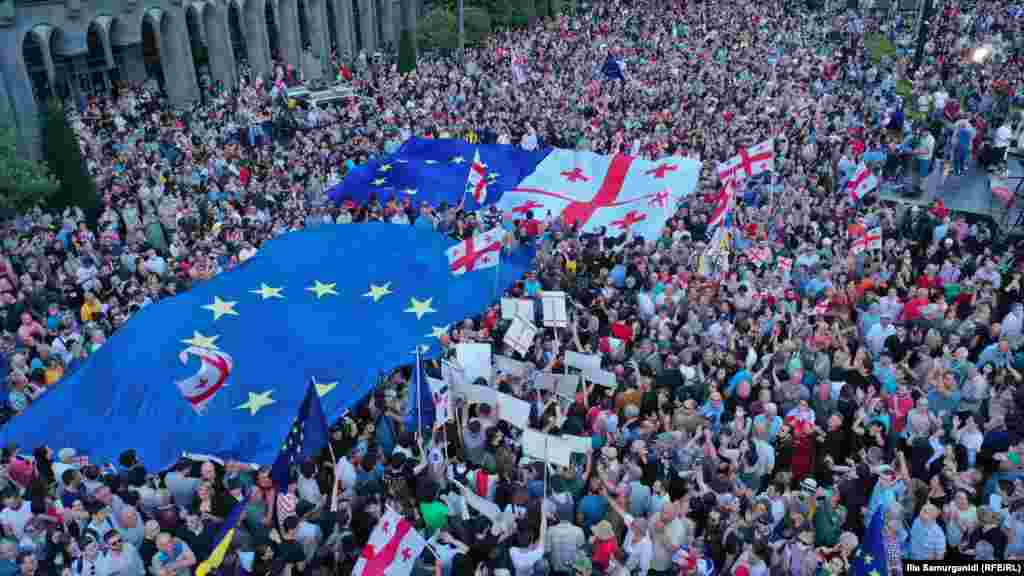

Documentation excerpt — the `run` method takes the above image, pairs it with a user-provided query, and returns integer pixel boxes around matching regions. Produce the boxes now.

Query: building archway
[22,28,52,105]
[203,1,236,89]
[324,0,338,55]
[86,20,112,94]
[229,0,247,66]
[49,27,72,101]
[297,0,310,51]
[186,4,207,87]
[142,11,166,89]
[265,0,280,62]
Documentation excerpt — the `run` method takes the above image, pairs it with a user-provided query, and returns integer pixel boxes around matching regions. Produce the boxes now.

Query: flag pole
[416,347,423,434]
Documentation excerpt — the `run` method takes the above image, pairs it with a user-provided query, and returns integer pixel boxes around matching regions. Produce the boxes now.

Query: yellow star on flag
[863,555,873,564]
[236,390,276,415]
[404,297,437,320]
[450,156,466,164]
[307,280,338,299]
[427,325,450,339]
[181,331,219,350]
[372,177,387,186]
[313,378,338,397]
[363,283,393,302]
[203,296,239,320]
[869,570,880,576]
[378,163,393,172]
[250,283,284,300]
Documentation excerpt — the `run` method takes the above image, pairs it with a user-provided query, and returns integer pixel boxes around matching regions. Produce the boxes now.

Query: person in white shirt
[508,506,547,576]
[98,530,146,575]
[0,493,32,539]
[622,515,654,575]
[995,120,1013,160]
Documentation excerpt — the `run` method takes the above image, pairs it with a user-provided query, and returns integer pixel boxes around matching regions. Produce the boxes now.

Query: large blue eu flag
[0,224,533,469]
[852,507,889,576]
[327,138,552,211]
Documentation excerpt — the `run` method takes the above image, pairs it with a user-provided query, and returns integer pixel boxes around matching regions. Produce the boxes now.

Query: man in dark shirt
[277,516,307,576]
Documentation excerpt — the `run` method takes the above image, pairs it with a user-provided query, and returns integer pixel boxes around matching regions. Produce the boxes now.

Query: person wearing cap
[589,519,619,573]
[98,527,146,576]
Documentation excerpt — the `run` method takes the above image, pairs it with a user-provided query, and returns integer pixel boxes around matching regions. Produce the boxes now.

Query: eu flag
[0,224,533,469]
[327,138,551,211]
[852,507,889,576]
[270,378,329,488]
[404,356,435,435]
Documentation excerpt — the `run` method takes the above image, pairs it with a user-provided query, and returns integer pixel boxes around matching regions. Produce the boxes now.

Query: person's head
[16,552,35,576]
[2,491,21,511]
[144,520,160,540]
[200,461,216,481]
[156,532,175,554]
[105,529,124,553]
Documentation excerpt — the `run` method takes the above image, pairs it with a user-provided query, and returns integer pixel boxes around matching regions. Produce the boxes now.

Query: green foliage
[865,33,896,64]
[418,8,458,51]
[43,99,99,218]
[398,29,417,74]
[0,124,58,214]
[417,6,492,50]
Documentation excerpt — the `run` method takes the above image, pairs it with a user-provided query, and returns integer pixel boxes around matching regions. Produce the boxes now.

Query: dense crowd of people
[1,0,1024,573]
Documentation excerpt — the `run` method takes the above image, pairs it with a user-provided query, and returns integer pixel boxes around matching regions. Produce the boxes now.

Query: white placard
[522,429,549,462]
[504,315,538,357]
[591,368,618,389]
[541,291,568,328]
[555,374,581,398]
[455,481,501,521]
[497,392,531,429]
[501,298,535,321]
[464,384,497,406]
[547,436,573,467]
[495,355,532,378]
[534,372,558,392]
[565,351,602,377]
[456,343,493,386]
[434,391,451,423]
[442,360,467,390]
[563,435,592,455]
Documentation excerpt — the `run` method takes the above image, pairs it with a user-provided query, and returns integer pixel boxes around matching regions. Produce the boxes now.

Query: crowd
[2,0,1024,573]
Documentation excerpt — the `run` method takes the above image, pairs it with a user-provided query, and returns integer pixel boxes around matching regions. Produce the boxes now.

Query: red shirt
[900,297,929,321]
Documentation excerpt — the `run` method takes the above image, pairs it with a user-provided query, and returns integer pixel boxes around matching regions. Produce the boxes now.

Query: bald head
[119,507,139,529]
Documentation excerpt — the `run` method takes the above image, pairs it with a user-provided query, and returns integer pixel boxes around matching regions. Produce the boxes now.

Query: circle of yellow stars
[194,280,439,416]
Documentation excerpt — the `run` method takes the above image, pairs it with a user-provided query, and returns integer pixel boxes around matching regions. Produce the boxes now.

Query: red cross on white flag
[716,139,775,182]
[446,227,504,276]
[847,163,879,203]
[353,510,427,576]
[466,148,488,204]
[851,227,882,255]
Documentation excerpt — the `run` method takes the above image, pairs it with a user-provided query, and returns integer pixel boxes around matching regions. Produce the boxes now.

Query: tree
[0,123,58,214]
[417,6,492,51]
[43,99,99,218]
[398,28,417,74]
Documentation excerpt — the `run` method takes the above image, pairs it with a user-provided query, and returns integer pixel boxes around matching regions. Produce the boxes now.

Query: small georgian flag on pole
[466,148,489,204]
[847,163,879,203]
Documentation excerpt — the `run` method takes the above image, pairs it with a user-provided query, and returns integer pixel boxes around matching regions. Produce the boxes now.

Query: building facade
[0,0,416,157]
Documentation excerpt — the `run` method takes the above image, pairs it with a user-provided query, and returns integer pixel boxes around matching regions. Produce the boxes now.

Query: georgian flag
[466,148,489,203]
[446,227,504,276]
[852,227,882,255]
[708,177,737,228]
[353,510,427,576]
[847,163,879,203]
[716,139,775,182]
